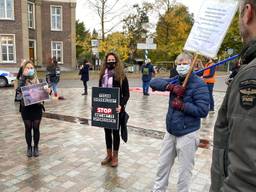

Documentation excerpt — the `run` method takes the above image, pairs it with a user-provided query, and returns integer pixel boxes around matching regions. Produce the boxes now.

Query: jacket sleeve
[183,83,210,118]
[150,78,174,91]
[17,67,23,80]
[120,77,130,106]
[209,86,230,192]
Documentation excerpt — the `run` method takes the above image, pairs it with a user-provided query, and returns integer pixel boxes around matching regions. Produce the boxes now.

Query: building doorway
[29,40,36,64]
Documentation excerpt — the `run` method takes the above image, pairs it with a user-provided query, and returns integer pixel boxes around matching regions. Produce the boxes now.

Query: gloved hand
[171,97,184,111]
[173,85,185,97]
[165,83,175,92]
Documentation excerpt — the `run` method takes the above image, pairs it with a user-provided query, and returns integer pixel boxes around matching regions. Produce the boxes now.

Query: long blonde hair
[22,60,39,85]
[99,52,125,82]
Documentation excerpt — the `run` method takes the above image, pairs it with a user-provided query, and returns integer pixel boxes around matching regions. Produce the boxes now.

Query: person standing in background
[46,57,63,99]
[202,58,216,112]
[79,59,90,95]
[141,58,155,96]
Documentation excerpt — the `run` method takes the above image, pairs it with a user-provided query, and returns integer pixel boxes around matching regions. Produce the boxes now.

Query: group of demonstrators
[14,0,256,191]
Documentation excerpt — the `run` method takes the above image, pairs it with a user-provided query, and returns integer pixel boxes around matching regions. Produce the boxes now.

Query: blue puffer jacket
[150,73,210,136]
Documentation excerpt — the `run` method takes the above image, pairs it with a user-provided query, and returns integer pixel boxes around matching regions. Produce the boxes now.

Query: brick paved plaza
[0,87,225,192]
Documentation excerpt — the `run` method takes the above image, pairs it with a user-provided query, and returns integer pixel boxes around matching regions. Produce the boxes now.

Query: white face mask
[176,64,190,76]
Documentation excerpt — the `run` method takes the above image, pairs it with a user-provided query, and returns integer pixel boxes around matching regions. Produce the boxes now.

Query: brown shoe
[111,150,118,167]
[101,149,112,165]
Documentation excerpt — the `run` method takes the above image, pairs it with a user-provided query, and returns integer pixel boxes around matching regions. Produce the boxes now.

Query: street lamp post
[141,13,149,60]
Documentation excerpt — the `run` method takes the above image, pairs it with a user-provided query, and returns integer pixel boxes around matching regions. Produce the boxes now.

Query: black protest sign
[91,87,120,130]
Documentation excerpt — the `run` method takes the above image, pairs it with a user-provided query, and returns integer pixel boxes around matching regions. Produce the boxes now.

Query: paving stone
[0,87,225,191]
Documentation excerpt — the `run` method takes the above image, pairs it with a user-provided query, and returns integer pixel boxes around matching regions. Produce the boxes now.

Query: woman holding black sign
[99,52,130,167]
[17,61,47,157]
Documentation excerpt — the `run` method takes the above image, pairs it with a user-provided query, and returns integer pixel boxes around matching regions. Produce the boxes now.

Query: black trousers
[104,128,120,151]
[83,81,88,94]
[23,120,41,147]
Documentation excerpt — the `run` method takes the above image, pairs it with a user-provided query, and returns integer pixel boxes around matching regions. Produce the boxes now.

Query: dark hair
[47,56,58,67]
[84,59,88,64]
[99,52,125,81]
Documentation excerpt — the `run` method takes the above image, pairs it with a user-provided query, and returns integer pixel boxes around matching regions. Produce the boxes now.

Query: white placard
[184,0,238,58]
[137,43,157,50]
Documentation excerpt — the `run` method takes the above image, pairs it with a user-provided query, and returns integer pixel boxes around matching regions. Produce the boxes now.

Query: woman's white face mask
[176,64,191,76]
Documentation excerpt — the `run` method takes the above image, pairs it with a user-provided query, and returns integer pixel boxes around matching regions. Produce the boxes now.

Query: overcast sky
[76,0,204,33]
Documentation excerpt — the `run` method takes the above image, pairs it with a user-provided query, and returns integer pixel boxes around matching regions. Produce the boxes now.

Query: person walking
[141,58,155,96]
[79,59,90,95]
[202,58,216,112]
[210,1,256,191]
[46,57,62,99]
[150,52,210,192]
[99,52,130,167]
[17,60,46,157]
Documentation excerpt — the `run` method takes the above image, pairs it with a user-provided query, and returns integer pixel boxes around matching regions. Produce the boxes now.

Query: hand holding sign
[116,105,121,113]
[91,87,120,130]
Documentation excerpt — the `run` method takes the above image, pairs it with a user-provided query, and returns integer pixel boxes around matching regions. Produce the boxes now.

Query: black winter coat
[79,64,89,81]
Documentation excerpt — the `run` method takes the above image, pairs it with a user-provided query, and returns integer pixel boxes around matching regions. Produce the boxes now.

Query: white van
[0,70,16,87]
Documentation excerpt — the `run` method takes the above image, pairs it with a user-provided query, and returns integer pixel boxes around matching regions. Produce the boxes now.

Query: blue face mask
[27,69,35,77]
[176,64,190,76]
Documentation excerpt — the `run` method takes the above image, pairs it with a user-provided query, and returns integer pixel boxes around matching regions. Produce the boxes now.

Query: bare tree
[154,0,176,13]
[87,0,122,40]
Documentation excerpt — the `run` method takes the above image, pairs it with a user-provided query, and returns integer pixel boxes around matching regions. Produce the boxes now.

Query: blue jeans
[207,83,214,110]
[51,82,58,95]
[143,81,150,94]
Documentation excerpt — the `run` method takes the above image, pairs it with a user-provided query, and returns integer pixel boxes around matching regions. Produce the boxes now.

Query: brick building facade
[0,0,76,67]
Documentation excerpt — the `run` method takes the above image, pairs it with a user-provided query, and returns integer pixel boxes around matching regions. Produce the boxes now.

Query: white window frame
[51,41,63,64]
[50,5,63,31]
[0,0,14,20]
[0,34,16,63]
[27,2,35,29]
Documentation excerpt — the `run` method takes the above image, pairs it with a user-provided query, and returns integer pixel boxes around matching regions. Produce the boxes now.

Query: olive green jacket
[210,40,256,192]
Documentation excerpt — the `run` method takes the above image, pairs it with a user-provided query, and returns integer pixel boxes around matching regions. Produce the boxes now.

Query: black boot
[33,146,39,157]
[27,146,32,157]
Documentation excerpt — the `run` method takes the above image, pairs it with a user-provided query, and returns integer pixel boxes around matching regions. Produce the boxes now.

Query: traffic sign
[137,43,156,50]
[227,48,233,55]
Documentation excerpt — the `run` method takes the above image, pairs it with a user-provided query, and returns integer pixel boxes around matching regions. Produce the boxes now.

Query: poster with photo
[21,82,50,106]
[91,87,120,130]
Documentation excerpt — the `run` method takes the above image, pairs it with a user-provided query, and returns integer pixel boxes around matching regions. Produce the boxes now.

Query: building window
[0,35,16,63]
[0,0,14,20]
[51,41,63,64]
[28,2,35,29]
[51,5,62,31]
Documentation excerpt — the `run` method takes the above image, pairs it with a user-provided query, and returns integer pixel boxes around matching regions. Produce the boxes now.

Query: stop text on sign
[97,107,112,114]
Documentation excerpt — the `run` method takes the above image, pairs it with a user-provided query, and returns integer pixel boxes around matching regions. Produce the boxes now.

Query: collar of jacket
[241,39,256,65]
